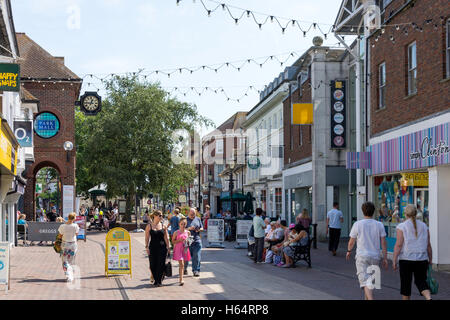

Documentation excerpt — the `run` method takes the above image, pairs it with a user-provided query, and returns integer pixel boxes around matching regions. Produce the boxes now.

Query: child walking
[172,217,191,286]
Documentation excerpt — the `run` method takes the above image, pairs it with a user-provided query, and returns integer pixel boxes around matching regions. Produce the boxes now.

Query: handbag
[164,252,172,277]
[426,265,439,295]
[53,233,63,253]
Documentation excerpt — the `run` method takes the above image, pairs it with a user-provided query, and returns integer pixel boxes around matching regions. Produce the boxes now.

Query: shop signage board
[0,124,18,175]
[27,222,63,241]
[206,219,225,248]
[13,121,33,147]
[234,220,252,249]
[368,122,450,175]
[105,228,132,277]
[34,112,60,139]
[330,80,346,149]
[291,103,313,125]
[75,216,86,241]
[0,242,10,291]
[63,185,74,220]
[401,172,429,187]
[0,63,20,92]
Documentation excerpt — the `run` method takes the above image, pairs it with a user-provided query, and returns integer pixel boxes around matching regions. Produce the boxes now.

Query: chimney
[55,56,65,65]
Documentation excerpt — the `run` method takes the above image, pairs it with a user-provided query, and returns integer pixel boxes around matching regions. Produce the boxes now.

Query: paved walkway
[1,232,449,300]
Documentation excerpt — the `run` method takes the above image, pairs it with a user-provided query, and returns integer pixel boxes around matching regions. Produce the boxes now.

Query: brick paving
[1,232,449,300]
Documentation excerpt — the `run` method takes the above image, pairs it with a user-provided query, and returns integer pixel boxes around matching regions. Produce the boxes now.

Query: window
[279,111,282,127]
[216,139,223,154]
[379,62,386,109]
[260,190,267,211]
[447,19,450,78]
[407,42,417,95]
[275,188,282,219]
[299,127,303,146]
[274,114,277,130]
[381,0,392,11]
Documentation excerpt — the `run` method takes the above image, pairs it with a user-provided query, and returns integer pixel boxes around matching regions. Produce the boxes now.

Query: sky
[12,0,344,131]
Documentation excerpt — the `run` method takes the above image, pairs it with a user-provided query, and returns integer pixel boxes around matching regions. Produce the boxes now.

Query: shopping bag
[164,253,172,277]
[426,265,439,295]
[53,233,63,253]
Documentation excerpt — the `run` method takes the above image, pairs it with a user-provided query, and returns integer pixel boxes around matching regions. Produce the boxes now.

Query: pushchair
[88,215,104,231]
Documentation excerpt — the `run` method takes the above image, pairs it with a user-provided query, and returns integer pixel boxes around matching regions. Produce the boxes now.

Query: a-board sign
[105,228,132,277]
[0,242,10,291]
[75,216,86,241]
[206,219,225,248]
[236,220,253,244]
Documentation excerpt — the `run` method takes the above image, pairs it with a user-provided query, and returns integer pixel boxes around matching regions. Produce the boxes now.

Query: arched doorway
[35,166,62,219]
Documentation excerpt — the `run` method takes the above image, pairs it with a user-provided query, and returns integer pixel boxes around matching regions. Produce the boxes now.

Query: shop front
[367,122,450,268]
[283,165,313,225]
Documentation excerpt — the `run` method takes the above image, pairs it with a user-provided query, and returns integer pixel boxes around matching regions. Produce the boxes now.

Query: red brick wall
[23,81,81,219]
[283,80,313,166]
[370,0,450,136]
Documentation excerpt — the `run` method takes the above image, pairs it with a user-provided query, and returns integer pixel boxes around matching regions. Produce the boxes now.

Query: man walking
[184,208,203,277]
[346,202,388,300]
[253,208,266,263]
[327,202,344,256]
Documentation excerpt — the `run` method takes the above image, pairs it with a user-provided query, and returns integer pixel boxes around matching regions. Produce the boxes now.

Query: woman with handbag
[145,210,170,287]
[57,212,79,282]
[393,204,433,300]
[172,217,192,286]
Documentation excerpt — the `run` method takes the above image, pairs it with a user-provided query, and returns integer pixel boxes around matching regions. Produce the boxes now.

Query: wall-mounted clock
[78,91,102,115]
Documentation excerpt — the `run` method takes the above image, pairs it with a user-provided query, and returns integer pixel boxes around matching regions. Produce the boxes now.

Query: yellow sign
[105,227,132,277]
[292,103,313,125]
[401,172,429,187]
[0,123,17,175]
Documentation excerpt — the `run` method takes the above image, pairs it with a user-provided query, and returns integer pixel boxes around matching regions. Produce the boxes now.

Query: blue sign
[14,121,33,147]
[34,112,60,139]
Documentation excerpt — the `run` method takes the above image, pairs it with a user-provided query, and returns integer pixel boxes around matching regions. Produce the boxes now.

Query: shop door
[414,188,429,225]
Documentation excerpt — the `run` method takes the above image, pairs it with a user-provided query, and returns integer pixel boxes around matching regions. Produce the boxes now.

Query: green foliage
[75,75,212,220]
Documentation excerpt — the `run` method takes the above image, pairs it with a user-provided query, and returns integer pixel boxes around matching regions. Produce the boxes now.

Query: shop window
[407,42,417,95]
[260,190,267,211]
[378,62,386,109]
[275,188,282,219]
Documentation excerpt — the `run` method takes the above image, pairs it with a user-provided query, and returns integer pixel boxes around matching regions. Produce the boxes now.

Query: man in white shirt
[346,201,388,300]
[327,202,344,256]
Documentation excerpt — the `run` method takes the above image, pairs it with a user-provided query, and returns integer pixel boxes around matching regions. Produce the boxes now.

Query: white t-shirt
[58,223,80,242]
[327,209,343,229]
[397,219,429,261]
[349,218,386,259]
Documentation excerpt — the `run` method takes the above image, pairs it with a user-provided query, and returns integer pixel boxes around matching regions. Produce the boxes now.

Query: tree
[76,75,212,221]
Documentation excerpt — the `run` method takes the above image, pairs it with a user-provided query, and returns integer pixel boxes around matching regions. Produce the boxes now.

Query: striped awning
[346,152,371,169]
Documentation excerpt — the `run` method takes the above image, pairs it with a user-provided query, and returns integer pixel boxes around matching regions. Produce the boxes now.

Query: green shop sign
[0,63,20,92]
[247,157,261,170]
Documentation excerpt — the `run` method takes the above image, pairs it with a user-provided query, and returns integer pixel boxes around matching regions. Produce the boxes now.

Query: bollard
[312,223,318,249]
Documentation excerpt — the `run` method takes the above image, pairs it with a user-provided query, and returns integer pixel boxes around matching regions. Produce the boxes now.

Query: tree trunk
[125,190,134,222]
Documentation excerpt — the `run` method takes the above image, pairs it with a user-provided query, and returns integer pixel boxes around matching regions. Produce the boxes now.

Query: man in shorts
[346,201,388,300]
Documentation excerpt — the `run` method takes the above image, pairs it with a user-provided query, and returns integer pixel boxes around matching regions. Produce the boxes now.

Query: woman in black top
[145,210,170,287]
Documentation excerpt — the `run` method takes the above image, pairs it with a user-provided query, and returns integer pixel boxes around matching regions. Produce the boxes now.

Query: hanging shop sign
[206,219,225,248]
[13,121,33,147]
[291,103,313,125]
[0,63,20,92]
[330,80,346,149]
[34,112,60,139]
[0,242,10,291]
[247,156,261,170]
[368,122,450,175]
[105,228,132,277]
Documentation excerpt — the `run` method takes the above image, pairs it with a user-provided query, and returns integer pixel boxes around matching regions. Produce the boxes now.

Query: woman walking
[57,212,79,282]
[393,204,432,300]
[172,217,191,286]
[145,210,170,287]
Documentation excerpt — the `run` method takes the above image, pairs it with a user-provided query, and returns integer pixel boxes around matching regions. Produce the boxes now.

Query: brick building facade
[17,33,82,219]
[370,0,450,136]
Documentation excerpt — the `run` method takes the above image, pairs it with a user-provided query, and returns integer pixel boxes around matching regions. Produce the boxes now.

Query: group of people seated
[262,209,312,268]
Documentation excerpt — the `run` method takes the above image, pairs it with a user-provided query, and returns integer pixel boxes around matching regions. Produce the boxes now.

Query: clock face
[83,95,100,111]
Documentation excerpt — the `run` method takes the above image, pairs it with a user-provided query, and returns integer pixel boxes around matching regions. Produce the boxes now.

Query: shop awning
[88,183,107,195]
[220,192,246,201]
